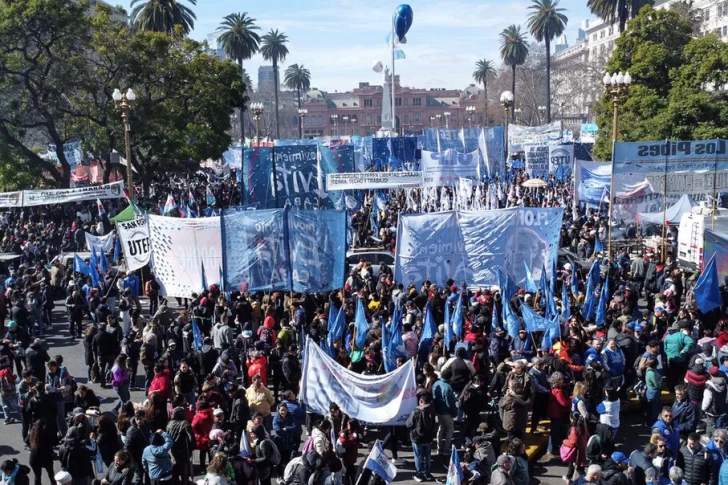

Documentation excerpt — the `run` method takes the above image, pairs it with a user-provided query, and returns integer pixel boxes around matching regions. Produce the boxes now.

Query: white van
[677,203,728,271]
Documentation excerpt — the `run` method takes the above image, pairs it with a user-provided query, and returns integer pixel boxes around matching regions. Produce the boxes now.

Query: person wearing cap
[665,321,696,390]
[490,454,515,485]
[677,432,714,485]
[702,367,727,436]
[54,470,73,485]
[510,329,534,363]
[600,452,631,485]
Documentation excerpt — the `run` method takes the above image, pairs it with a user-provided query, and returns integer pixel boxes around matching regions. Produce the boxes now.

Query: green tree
[217,12,260,142]
[499,25,530,117]
[284,64,311,138]
[130,0,197,36]
[527,0,568,123]
[587,0,653,33]
[260,29,289,139]
[591,5,728,160]
[473,60,496,125]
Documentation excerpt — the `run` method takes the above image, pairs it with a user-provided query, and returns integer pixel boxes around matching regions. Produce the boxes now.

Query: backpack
[284,456,304,483]
[58,441,73,471]
[264,438,282,466]
[260,327,274,349]
[1,373,15,396]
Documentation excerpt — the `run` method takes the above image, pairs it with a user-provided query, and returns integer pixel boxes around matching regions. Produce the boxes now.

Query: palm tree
[472,60,497,126]
[528,0,568,123]
[260,29,289,139]
[217,12,260,143]
[284,64,312,138]
[499,25,530,118]
[588,0,649,32]
[130,0,197,35]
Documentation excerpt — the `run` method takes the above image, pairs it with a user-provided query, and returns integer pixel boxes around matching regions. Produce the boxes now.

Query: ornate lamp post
[251,102,264,145]
[435,114,442,128]
[297,108,308,139]
[443,111,451,129]
[466,106,476,128]
[330,114,339,137]
[112,88,136,198]
[603,71,632,257]
[500,91,514,161]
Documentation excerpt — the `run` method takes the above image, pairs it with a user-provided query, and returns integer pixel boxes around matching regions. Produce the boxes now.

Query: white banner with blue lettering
[301,339,417,426]
[421,149,480,186]
[394,208,563,288]
[508,121,563,153]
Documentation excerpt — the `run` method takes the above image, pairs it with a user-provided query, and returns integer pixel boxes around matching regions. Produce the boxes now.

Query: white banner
[508,121,563,153]
[549,144,574,175]
[22,182,124,207]
[326,171,422,191]
[117,217,151,272]
[301,340,417,426]
[0,192,23,208]
[148,215,222,298]
[524,144,549,179]
[421,149,480,187]
[85,232,115,253]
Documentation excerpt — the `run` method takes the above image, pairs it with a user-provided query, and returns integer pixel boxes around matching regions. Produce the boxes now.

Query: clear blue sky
[116,0,595,92]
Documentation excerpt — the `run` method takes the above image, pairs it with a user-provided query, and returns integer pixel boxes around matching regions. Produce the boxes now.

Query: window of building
[723,25,727,36]
[363,98,373,107]
[600,31,604,38]
[609,40,614,48]
[705,7,710,20]
[395,97,402,106]
[377,115,382,123]
[608,26,613,35]
[366,113,372,125]
[593,34,597,41]
[452,114,458,121]
[413,97,422,106]
[414,113,421,123]
[404,114,409,123]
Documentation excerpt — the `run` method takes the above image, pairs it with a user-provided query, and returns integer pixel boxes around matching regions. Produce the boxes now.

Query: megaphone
[372,60,384,73]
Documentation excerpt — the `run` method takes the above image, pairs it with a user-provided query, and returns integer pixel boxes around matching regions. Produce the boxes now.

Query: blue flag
[200,260,208,291]
[570,268,579,297]
[451,293,464,341]
[582,260,601,320]
[327,304,346,358]
[418,301,437,361]
[595,274,610,325]
[522,303,550,332]
[695,255,722,313]
[90,247,100,288]
[444,299,452,352]
[98,246,108,273]
[539,264,548,307]
[354,297,369,349]
[384,302,406,372]
[370,207,380,239]
[561,279,571,321]
[541,316,561,351]
[491,299,501,336]
[594,237,604,255]
[446,445,464,485]
[523,261,538,293]
[73,254,91,276]
[503,298,521,339]
[113,237,121,264]
[191,319,204,350]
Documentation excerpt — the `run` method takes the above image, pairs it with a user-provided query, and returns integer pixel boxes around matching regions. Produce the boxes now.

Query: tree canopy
[593,5,728,160]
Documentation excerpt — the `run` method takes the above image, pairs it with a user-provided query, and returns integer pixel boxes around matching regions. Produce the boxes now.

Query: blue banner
[287,209,347,293]
[241,148,274,207]
[704,229,728,285]
[222,145,243,168]
[221,208,290,292]
[394,208,563,287]
[574,160,611,208]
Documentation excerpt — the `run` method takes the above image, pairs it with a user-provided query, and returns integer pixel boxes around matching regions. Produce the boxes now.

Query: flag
[90,246,100,287]
[570,268,580,297]
[695,254,722,313]
[444,298,453,352]
[206,186,216,206]
[188,190,196,208]
[561,279,571,321]
[521,303,550,332]
[383,302,406,372]
[539,264,548,307]
[179,205,188,218]
[418,301,437,361]
[113,236,121,264]
[541,316,561,351]
[503,298,521,339]
[491,299,501,336]
[370,208,380,239]
[354,297,369,349]
[595,274,610,325]
[327,304,346,358]
[364,440,398,483]
[582,260,601,320]
[550,261,557,298]
[163,194,177,215]
[98,245,109,273]
[191,320,204,351]
[73,254,91,276]
[96,198,106,217]
[393,48,406,60]
[523,261,538,293]
[239,429,252,457]
[497,267,517,302]
[451,293,464,340]
[200,260,208,291]
[594,237,604,255]
[446,445,464,485]
[219,265,229,301]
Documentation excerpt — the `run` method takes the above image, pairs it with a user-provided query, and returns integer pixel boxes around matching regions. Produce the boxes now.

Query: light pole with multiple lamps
[331,114,339,137]
[352,118,357,137]
[435,114,442,128]
[443,111,451,129]
[514,108,522,124]
[112,88,136,198]
[297,108,308,139]
[251,102,264,145]
[500,91,514,162]
[342,116,349,137]
[466,106,476,128]
[429,116,435,128]
[603,71,632,258]
[538,105,546,124]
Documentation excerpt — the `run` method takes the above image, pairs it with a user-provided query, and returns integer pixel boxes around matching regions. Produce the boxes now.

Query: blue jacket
[282,399,305,434]
[672,398,696,436]
[651,419,680,457]
[272,412,298,450]
[123,275,141,297]
[141,432,174,480]
[432,379,457,416]
[719,457,728,485]
[510,335,534,361]
[601,347,626,376]
[707,439,726,485]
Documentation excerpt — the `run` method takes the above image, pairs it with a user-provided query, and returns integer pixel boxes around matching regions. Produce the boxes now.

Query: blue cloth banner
[541,316,561,351]
[704,229,728,286]
[395,208,563,288]
[241,148,274,206]
[574,160,611,208]
[419,301,437,360]
[451,293,464,341]
[582,260,601,320]
[695,255,722,313]
[522,303,550,332]
[595,274,609,325]
[523,261,538,293]
[354,297,369,349]
[74,254,91,276]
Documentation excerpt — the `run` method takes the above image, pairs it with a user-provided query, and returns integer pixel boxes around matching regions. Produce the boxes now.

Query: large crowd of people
[0,169,726,485]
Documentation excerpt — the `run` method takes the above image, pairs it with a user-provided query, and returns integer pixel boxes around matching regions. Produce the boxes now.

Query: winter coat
[562,423,590,467]
[600,459,630,485]
[652,418,681,458]
[125,418,151,466]
[141,433,174,480]
[686,366,709,404]
[103,464,134,485]
[166,418,195,462]
[246,384,275,417]
[703,378,728,418]
[192,407,215,451]
[0,464,31,485]
[311,427,331,455]
[548,387,571,419]
[707,439,727,485]
[499,392,530,434]
[406,403,437,445]
[432,379,457,416]
[673,398,697,438]
[248,356,268,386]
[677,444,714,485]
[97,430,123,466]
[148,369,173,400]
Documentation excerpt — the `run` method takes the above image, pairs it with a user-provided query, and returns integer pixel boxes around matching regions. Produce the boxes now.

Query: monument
[377,68,396,138]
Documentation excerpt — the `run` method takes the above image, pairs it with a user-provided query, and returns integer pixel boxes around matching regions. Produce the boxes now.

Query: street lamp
[514,108,522,124]
[603,71,632,258]
[112,88,136,198]
[251,102,264,145]
[435,113,442,128]
[429,115,435,128]
[297,108,308,139]
[538,105,546,124]
[500,91,514,161]
[330,114,339,137]
[443,111,451,129]
[466,106,476,128]
[342,116,349,136]
[352,118,357,137]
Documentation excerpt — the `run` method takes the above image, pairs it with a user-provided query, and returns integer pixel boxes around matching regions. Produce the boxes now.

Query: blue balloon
[394,4,413,42]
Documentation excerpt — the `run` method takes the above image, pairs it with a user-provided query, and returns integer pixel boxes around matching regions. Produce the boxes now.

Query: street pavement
[1,299,652,485]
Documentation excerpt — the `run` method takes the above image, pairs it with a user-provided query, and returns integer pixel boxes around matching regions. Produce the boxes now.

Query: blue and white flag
[444,299,453,351]
[354,297,369,349]
[163,194,177,215]
[595,274,610,325]
[418,301,438,360]
[383,303,406,372]
[695,255,721,313]
[503,298,521,339]
[327,304,346,358]
[541,316,561,351]
[191,320,204,351]
[239,429,252,457]
[364,440,398,483]
[446,445,464,485]
[561,279,571,321]
[582,260,601,320]
[451,293,464,341]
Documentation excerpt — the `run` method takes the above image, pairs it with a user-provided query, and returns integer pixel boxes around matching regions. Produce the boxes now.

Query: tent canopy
[638,194,697,225]
[109,204,136,224]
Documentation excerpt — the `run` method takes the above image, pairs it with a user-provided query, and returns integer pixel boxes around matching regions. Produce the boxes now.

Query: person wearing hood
[586,423,614,465]
[166,406,195,485]
[287,451,320,485]
[192,400,215,471]
[211,315,233,350]
[600,452,631,485]
[703,367,727,436]
[706,429,727,485]
[141,430,174,484]
[0,459,31,485]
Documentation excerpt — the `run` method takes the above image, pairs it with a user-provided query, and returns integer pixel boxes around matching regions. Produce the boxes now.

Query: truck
[677,202,728,271]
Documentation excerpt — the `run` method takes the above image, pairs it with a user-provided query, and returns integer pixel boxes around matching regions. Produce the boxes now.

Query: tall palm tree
[588,0,649,32]
[130,0,197,35]
[499,25,530,118]
[260,29,289,139]
[472,60,497,126]
[217,12,260,143]
[528,0,568,123]
[284,64,312,138]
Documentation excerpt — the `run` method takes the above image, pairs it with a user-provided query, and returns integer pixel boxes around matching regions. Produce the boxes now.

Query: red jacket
[338,430,359,465]
[0,367,17,392]
[547,387,571,419]
[148,369,172,400]
[191,407,215,450]
[562,423,590,466]
[248,357,268,386]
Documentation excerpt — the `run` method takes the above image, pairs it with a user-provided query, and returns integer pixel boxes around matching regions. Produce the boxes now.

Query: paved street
[1,299,652,485]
